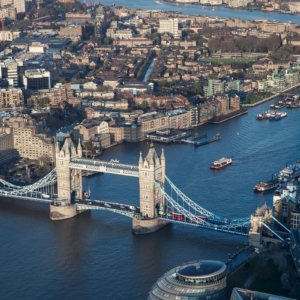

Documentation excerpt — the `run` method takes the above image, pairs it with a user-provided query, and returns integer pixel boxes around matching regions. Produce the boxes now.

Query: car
[42,193,50,199]
[129,206,135,210]
[120,205,125,209]
[28,193,33,196]
[104,203,112,208]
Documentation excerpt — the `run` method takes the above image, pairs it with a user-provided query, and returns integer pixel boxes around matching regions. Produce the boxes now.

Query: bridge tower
[132,143,168,234]
[50,134,84,220]
[249,204,273,248]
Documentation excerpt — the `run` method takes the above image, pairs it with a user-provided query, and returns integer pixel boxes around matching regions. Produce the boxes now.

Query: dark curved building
[148,260,227,300]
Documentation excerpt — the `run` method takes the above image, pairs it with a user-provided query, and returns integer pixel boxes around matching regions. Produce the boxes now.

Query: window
[59,160,64,165]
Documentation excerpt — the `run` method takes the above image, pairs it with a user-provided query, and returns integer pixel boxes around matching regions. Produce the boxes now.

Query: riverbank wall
[242,82,300,108]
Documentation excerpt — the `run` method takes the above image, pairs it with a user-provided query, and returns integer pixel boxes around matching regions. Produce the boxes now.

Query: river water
[81,0,300,24]
[1,90,300,299]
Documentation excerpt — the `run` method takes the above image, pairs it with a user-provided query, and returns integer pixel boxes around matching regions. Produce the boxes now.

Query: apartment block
[0,117,55,164]
[14,0,27,13]
[109,125,124,143]
[158,19,181,38]
[0,87,24,108]
[0,129,14,166]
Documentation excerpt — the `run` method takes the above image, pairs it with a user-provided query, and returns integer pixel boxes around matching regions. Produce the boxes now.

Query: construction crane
[2,16,5,56]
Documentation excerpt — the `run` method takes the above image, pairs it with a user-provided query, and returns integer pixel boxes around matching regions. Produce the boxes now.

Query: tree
[27,100,34,107]
[140,101,147,109]
[88,65,95,71]
[208,38,222,53]
[103,37,111,45]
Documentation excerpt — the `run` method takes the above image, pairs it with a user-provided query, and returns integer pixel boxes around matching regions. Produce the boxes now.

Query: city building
[49,83,78,106]
[90,133,110,149]
[113,38,154,47]
[137,112,168,134]
[94,4,106,41]
[0,129,14,166]
[231,288,296,300]
[0,117,55,164]
[158,18,181,38]
[121,123,143,142]
[166,109,190,129]
[0,7,17,19]
[290,228,300,278]
[73,118,110,142]
[23,69,51,90]
[59,25,84,42]
[109,125,124,143]
[204,79,225,97]
[148,259,227,300]
[14,0,27,13]
[56,124,78,142]
[291,203,300,230]
[0,0,13,7]
[0,87,24,108]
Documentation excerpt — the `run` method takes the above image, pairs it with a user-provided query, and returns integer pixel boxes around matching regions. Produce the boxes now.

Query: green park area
[241,92,273,104]
[198,58,255,64]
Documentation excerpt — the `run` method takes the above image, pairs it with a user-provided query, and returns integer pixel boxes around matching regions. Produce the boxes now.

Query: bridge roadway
[158,216,250,236]
[0,189,54,203]
[70,158,139,177]
[74,199,138,218]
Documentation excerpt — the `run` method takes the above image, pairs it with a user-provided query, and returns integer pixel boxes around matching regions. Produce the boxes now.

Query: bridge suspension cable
[0,168,57,195]
[165,175,250,223]
[155,181,251,232]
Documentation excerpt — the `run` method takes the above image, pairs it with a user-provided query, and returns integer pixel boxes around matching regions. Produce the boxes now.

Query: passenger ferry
[254,179,279,192]
[275,111,287,121]
[210,158,232,169]
[278,164,300,182]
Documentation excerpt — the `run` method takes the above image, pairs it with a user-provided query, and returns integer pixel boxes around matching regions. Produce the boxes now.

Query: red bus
[194,217,207,222]
[171,213,183,220]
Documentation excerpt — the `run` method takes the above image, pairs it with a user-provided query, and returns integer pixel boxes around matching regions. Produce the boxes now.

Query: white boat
[210,158,232,169]
[278,164,300,182]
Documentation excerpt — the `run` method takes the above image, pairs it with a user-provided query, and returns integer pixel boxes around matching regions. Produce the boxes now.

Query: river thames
[80,0,300,24]
[1,89,300,299]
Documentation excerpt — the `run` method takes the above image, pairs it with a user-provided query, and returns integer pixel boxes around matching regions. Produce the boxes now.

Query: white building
[98,121,109,134]
[0,0,13,7]
[14,0,27,13]
[158,19,181,38]
[200,0,222,5]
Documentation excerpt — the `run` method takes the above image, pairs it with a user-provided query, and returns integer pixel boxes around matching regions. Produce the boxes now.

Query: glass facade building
[148,260,227,300]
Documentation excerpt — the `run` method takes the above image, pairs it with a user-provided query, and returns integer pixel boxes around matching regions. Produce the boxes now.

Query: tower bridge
[0,135,290,247]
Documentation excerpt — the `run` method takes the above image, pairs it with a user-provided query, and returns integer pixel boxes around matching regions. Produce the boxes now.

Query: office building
[148,259,227,300]
[23,69,51,90]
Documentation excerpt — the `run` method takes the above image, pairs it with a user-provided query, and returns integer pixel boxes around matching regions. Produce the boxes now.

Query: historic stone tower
[249,203,272,248]
[50,134,84,220]
[132,143,168,234]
